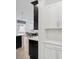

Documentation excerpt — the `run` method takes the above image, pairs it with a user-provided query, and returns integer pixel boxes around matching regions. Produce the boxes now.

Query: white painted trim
[45,28,62,30]
[44,41,62,47]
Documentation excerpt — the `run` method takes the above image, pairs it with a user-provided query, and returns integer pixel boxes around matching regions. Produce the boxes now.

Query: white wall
[16,0,34,34]
[16,0,33,20]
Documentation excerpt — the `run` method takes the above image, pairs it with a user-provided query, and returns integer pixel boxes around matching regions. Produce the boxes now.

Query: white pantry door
[38,0,62,59]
